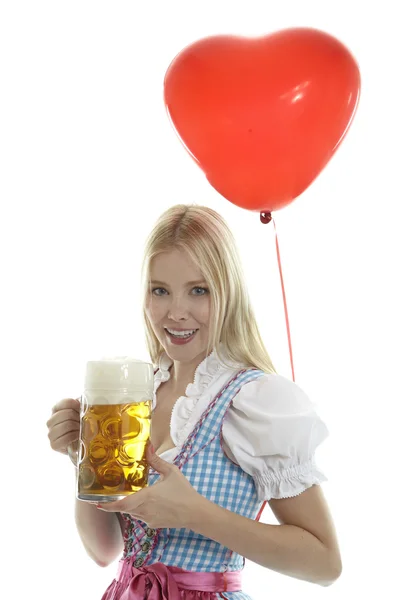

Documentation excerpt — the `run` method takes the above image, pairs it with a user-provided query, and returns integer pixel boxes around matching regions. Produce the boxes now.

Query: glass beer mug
[68,357,154,503]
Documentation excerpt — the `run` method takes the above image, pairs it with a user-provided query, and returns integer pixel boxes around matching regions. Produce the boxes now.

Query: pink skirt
[101,559,242,600]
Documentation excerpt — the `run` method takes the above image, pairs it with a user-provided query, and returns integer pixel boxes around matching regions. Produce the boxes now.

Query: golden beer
[69,357,154,503]
[77,399,151,502]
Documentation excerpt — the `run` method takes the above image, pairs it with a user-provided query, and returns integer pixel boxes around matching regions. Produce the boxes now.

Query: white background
[1,1,399,598]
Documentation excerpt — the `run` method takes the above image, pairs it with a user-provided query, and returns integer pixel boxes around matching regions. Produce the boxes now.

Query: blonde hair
[140,204,278,375]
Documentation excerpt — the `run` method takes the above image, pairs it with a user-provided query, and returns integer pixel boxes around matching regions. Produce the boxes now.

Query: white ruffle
[153,348,235,448]
[252,457,328,502]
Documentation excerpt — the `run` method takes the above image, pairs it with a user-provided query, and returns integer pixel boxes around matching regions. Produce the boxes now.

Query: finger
[52,398,80,414]
[98,489,146,512]
[48,422,80,449]
[96,502,121,512]
[48,419,80,442]
[47,409,80,429]
[48,427,79,447]
[49,430,80,453]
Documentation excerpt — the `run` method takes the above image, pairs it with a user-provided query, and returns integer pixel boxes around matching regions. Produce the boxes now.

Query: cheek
[145,299,163,325]
[196,299,211,325]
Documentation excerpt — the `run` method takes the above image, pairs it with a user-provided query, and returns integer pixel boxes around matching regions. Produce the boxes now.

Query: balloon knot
[260,212,272,224]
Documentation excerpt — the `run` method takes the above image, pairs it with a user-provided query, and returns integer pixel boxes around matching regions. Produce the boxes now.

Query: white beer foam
[84,356,153,405]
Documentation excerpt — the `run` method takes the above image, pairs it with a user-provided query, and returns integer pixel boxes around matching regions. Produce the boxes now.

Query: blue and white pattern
[120,367,267,600]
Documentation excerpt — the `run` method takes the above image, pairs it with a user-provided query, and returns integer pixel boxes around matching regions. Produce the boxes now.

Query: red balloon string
[260,212,296,383]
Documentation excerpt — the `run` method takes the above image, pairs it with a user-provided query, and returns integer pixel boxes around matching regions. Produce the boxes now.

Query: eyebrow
[149,280,207,286]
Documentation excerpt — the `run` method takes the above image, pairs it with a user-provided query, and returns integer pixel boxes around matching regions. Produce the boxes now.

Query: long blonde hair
[140,204,278,375]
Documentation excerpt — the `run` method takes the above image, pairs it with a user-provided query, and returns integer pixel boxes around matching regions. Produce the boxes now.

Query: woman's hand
[97,445,205,529]
[46,398,80,455]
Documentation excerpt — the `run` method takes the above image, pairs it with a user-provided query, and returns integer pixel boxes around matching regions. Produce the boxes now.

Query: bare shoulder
[268,484,341,563]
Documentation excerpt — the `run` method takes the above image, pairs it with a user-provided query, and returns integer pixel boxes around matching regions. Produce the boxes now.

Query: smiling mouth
[164,328,199,339]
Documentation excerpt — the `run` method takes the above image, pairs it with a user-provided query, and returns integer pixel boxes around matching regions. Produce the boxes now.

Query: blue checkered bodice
[120,368,266,580]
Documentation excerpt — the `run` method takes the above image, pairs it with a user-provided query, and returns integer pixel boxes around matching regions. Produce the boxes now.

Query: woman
[47,204,342,599]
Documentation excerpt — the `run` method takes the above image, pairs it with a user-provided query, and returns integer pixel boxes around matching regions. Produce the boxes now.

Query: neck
[169,350,212,391]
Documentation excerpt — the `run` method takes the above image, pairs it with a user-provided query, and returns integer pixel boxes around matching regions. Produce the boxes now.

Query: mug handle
[68,440,79,467]
[67,395,85,468]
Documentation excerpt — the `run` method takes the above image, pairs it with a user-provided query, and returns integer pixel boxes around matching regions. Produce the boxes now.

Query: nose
[167,296,189,321]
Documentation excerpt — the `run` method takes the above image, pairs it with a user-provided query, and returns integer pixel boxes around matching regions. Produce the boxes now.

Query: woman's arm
[187,485,342,587]
[74,498,124,567]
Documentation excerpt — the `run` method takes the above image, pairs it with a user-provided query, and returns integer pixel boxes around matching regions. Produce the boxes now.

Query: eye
[151,287,167,296]
[192,287,209,296]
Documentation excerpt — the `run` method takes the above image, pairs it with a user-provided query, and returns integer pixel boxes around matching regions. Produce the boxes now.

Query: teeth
[165,328,197,338]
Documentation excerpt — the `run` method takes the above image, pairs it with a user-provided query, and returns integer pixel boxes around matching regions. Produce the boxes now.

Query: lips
[164,327,199,336]
[164,328,199,345]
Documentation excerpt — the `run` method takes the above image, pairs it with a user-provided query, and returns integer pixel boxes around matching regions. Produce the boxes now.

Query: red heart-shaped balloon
[164,28,361,214]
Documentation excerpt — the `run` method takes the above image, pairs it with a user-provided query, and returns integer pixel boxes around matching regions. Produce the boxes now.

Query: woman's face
[145,249,211,363]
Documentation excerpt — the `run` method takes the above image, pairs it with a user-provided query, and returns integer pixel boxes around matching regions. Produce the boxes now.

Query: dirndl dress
[101,368,267,600]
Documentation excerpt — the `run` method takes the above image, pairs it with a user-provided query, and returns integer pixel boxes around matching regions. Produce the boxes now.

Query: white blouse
[153,348,329,502]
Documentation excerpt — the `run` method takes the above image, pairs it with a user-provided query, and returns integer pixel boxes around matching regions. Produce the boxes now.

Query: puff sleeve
[221,373,329,502]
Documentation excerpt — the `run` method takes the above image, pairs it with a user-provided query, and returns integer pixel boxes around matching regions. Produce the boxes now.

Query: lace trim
[153,347,236,448]
[252,457,328,501]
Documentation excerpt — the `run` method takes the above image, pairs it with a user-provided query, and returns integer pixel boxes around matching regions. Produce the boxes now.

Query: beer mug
[68,357,154,503]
